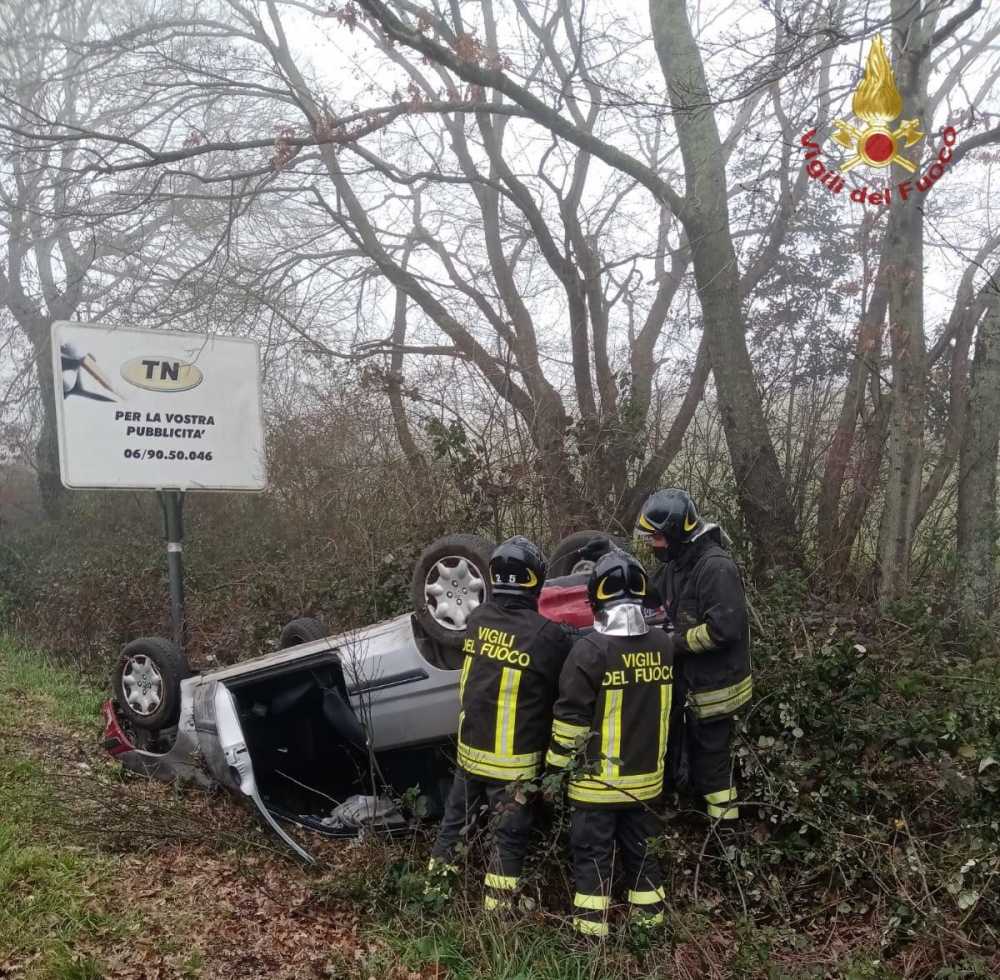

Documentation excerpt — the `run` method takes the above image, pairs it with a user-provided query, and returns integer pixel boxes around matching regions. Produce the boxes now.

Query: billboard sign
[52,321,266,491]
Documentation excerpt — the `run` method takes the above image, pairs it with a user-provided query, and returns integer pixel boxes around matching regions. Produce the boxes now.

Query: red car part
[539,579,595,628]
[101,699,134,756]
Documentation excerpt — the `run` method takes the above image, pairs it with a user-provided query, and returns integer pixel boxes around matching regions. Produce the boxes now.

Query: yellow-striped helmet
[587,548,647,611]
[635,488,701,547]
[490,536,547,596]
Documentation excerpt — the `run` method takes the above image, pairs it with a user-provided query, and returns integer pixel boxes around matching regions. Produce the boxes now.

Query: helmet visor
[595,563,647,602]
[634,510,662,541]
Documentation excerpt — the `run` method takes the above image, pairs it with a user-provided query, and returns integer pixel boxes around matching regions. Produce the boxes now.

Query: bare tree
[957,269,1000,621]
[874,0,998,601]
[6,0,999,600]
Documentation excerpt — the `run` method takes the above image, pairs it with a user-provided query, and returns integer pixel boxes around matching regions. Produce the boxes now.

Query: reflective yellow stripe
[707,802,739,820]
[495,667,522,757]
[459,757,538,781]
[658,683,671,760]
[705,787,737,805]
[600,688,623,778]
[692,678,753,708]
[484,895,512,911]
[457,743,542,770]
[545,747,571,768]
[705,788,739,819]
[553,719,588,740]
[686,623,713,652]
[573,892,610,910]
[568,775,663,805]
[569,785,663,804]
[690,677,753,719]
[573,918,609,937]
[457,743,542,781]
[485,873,518,891]
[628,886,665,905]
[574,769,664,790]
[459,655,473,702]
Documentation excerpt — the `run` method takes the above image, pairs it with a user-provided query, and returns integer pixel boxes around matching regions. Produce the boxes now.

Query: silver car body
[105,613,462,861]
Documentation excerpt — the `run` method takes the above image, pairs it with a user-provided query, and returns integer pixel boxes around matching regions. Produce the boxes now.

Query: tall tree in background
[3,0,999,604]
[957,274,1000,620]
[0,0,101,516]
[0,0,186,516]
[4,0,830,568]
[809,2,1000,595]
[347,0,808,569]
[647,0,802,570]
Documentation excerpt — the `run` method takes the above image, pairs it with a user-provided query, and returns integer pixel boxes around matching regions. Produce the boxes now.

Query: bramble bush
[331,573,1000,977]
[3,401,1000,974]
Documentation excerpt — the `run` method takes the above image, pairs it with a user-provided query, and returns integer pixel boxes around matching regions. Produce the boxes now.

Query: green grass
[370,914,660,980]
[0,632,105,731]
[0,635,125,978]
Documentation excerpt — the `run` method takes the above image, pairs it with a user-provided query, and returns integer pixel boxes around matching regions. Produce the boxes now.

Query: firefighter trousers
[569,806,665,937]
[428,770,534,909]
[668,701,739,820]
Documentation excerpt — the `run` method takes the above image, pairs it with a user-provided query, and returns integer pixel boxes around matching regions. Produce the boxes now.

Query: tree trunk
[877,12,932,605]
[386,288,429,478]
[649,0,802,574]
[832,397,892,582]
[956,287,1000,623]
[619,336,710,529]
[878,203,927,602]
[27,318,66,520]
[817,281,887,568]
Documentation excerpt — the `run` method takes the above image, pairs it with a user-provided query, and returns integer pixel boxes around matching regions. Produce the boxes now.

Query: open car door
[212,682,316,863]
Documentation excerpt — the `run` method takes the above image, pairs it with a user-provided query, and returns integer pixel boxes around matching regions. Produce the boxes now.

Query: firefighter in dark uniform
[635,488,752,822]
[547,549,674,937]
[429,537,573,910]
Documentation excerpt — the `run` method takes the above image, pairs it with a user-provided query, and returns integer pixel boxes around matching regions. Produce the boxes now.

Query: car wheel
[279,617,327,649]
[412,534,494,647]
[112,637,190,731]
[548,530,628,578]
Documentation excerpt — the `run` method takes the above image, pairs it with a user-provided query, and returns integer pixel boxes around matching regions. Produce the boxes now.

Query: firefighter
[428,536,573,911]
[635,488,752,822]
[547,549,674,937]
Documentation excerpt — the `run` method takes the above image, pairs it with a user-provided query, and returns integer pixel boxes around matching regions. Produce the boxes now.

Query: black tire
[279,616,328,649]
[548,529,628,578]
[112,637,190,732]
[412,533,494,648]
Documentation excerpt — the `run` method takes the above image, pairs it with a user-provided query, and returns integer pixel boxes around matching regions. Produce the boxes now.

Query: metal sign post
[158,490,186,649]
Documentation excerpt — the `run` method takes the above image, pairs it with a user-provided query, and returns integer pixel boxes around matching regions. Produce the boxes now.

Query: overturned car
[103,531,650,859]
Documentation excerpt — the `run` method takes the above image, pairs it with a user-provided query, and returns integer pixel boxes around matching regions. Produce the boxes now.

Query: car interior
[227,665,374,829]
[226,662,454,832]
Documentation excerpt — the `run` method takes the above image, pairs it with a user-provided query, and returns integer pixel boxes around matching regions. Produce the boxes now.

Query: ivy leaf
[957,889,979,911]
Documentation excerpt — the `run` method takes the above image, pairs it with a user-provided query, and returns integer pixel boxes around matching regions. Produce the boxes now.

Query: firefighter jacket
[547,626,674,807]
[456,595,574,783]
[650,525,752,721]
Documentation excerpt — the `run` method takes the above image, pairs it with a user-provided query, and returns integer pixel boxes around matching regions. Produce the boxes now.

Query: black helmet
[635,488,702,548]
[587,548,648,612]
[490,536,547,596]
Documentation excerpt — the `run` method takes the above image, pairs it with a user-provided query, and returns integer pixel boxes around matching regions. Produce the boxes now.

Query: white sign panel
[52,321,266,491]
